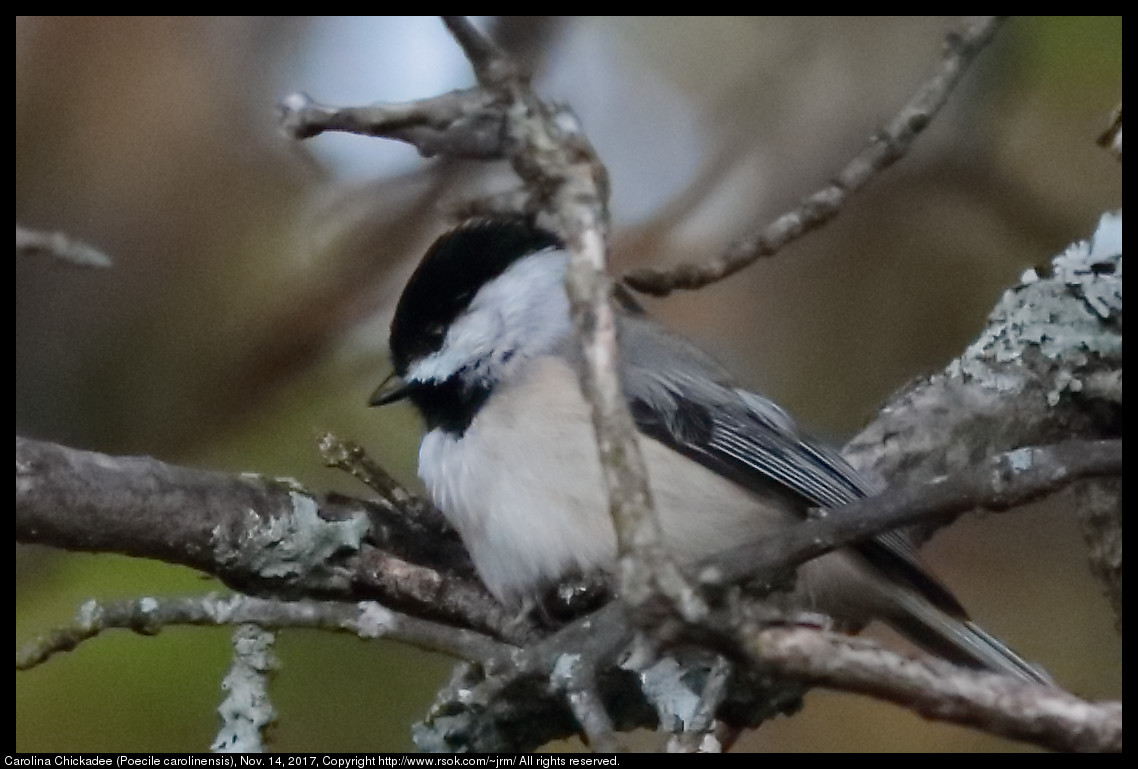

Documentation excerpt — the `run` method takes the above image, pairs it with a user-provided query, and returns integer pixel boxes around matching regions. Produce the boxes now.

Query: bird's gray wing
[616,315,967,618]
[614,314,1051,682]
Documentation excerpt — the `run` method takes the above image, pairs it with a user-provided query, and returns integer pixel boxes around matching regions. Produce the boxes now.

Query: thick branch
[843,212,1122,557]
[15,435,531,644]
[747,626,1122,753]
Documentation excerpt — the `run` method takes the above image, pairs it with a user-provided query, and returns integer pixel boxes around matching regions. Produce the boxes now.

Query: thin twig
[278,90,506,158]
[552,653,622,753]
[623,16,1006,296]
[664,655,732,753]
[1096,102,1121,160]
[441,16,516,86]
[16,225,112,268]
[16,593,515,672]
[318,431,432,518]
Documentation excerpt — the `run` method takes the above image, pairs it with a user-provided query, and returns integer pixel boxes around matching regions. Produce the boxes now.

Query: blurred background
[16,16,1121,753]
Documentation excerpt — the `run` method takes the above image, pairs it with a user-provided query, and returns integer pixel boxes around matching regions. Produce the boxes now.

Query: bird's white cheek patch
[407,249,574,390]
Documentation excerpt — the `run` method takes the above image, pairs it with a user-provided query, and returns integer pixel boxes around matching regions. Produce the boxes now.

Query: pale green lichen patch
[949,212,1122,403]
[212,488,370,583]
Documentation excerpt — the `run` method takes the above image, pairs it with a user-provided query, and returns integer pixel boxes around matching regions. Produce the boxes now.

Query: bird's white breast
[418,356,791,605]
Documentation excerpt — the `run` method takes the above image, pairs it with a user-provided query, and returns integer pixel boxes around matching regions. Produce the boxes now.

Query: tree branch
[623,16,1006,296]
[843,212,1122,555]
[16,593,515,673]
[15,435,533,644]
[16,225,112,268]
[211,624,278,754]
[746,626,1122,753]
[708,439,1121,589]
[552,653,622,753]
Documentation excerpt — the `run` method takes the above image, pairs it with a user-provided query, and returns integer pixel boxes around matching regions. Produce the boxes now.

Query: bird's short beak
[369,372,414,407]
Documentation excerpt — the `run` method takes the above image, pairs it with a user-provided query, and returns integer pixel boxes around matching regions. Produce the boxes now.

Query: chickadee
[371,216,1049,684]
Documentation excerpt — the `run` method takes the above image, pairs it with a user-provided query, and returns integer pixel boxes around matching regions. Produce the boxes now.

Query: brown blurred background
[16,16,1121,752]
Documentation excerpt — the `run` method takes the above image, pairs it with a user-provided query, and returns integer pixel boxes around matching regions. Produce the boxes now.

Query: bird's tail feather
[889,591,1053,685]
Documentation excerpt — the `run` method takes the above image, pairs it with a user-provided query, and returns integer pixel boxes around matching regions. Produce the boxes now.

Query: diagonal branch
[623,16,1006,296]
[441,15,517,86]
[709,439,1123,588]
